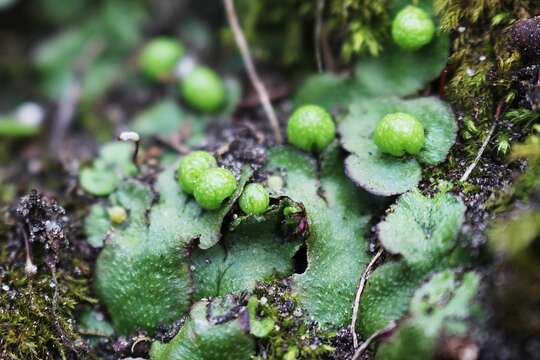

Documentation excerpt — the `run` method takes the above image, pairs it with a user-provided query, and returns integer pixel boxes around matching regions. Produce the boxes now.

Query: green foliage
[94,163,251,334]
[339,97,457,196]
[354,34,449,98]
[239,183,270,215]
[150,295,255,360]
[84,205,111,247]
[350,0,448,96]
[376,270,480,359]
[330,0,388,59]
[378,189,466,268]
[511,135,540,200]
[266,144,371,328]
[33,0,146,101]
[359,190,466,335]
[132,100,186,137]
[373,112,425,157]
[77,310,114,340]
[489,134,540,259]
[232,0,428,65]
[489,210,540,258]
[247,296,275,338]
[79,142,137,196]
[287,105,336,152]
[191,197,304,299]
[293,73,352,111]
[180,67,226,113]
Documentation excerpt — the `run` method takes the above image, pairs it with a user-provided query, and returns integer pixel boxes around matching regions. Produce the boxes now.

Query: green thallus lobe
[178,151,217,194]
[287,104,336,152]
[194,167,237,210]
[140,37,184,80]
[373,112,425,157]
[180,66,226,113]
[239,183,270,215]
[392,6,435,51]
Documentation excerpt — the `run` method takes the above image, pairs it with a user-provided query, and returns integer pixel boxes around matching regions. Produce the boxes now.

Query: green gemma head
[180,66,226,113]
[392,5,435,51]
[287,105,336,152]
[194,167,237,210]
[178,151,217,194]
[239,183,270,215]
[140,37,184,80]
[373,112,425,157]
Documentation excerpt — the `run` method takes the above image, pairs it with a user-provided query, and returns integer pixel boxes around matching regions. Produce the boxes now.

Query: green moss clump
[434,0,530,156]
[0,247,93,359]
[251,282,335,360]
[229,0,389,67]
[0,191,94,359]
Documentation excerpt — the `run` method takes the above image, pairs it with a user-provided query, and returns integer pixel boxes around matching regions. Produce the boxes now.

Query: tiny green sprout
[287,105,336,152]
[108,206,128,224]
[373,112,425,157]
[496,133,511,155]
[392,5,435,51]
[239,183,270,215]
[178,151,217,194]
[283,205,302,217]
[194,167,237,210]
[180,66,225,112]
[140,37,184,80]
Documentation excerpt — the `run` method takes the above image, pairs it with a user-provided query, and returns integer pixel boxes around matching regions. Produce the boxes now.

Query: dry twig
[351,321,398,360]
[351,249,384,349]
[460,100,506,182]
[223,0,283,144]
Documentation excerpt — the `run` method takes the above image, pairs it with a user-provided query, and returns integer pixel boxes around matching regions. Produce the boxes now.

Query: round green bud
[287,105,336,152]
[194,168,237,210]
[180,66,225,113]
[239,183,270,215]
[178,151,217,194]
[108,206,128,224]
[140,37,184,80]
[373,112,425,157]
[392,6,435,51]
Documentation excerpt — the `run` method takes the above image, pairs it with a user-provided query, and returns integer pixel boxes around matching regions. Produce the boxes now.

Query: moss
[228,0,389,67]
[434,0,530,157]
[329,0,388,59]
[0,192,94,360]
[251,281,335,360]
[0,249,93,359]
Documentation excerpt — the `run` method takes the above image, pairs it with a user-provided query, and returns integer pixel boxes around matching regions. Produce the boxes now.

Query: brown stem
[223,0,283,144]
[351,249,384,349]
[351,321,398,360]
[314,0,326,72]
[460,100,506,182]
